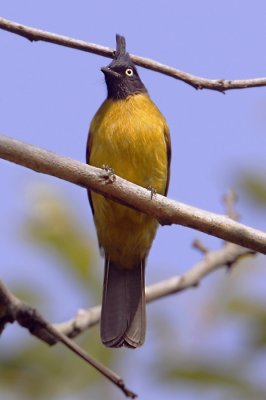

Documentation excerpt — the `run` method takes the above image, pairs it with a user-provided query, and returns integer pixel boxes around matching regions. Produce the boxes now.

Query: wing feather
[86,131,95,215]
[163,125,171,196]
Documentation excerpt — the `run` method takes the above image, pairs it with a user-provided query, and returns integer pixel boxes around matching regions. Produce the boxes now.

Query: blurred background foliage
[0,180,266,400]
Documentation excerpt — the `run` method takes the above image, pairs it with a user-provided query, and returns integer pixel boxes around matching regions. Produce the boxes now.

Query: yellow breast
[89,93,168,192]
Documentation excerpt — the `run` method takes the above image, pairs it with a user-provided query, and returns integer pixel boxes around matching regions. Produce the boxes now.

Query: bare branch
[192,239,209,255]
[54,242,255,338]
[0,280,136,399]
[53,306,101,338]
[145,243,255,299]
[1,133,266,254]
[1,17,266,92]
[223,189,240,221]
[0,135,266,254]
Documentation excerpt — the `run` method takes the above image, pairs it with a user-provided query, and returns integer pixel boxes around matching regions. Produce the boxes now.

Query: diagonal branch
[1,133,266,254]
[1,16,266,92]
[0,279,136,398]
[54,242,255,338]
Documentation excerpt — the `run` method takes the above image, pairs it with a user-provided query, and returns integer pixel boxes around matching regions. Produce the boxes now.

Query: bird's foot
[101,164,116,183]
[147,185,157,200]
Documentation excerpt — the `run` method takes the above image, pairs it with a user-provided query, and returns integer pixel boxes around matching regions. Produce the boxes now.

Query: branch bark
[54,242,255,338]
[1,133,266,254]
[1,16,266,92]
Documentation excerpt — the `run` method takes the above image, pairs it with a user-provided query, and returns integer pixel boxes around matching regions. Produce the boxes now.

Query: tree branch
[1,133,266,254]
[1,16,266,92]
[54,241,255,338]
[0,279,136,399]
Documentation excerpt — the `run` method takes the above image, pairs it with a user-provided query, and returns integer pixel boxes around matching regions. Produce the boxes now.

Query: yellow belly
[89,93,168,268]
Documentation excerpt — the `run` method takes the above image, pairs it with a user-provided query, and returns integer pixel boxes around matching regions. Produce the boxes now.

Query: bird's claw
[147,186,157,200]
[101,164,116,183]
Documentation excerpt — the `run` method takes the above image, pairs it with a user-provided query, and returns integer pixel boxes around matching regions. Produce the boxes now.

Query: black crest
[101,34,147,100]
[115,34,127,58]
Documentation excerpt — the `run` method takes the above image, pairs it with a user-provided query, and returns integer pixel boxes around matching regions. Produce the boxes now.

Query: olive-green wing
[164,125,171,197]
[86,131,94,215]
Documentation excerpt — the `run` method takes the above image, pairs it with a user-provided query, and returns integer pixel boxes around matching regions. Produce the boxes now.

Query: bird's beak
[101,67,120,78]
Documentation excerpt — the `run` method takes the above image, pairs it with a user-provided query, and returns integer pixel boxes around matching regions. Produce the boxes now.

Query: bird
[86,34,171,348]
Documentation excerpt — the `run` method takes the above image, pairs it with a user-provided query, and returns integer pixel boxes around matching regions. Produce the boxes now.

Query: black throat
[105,74,147,100]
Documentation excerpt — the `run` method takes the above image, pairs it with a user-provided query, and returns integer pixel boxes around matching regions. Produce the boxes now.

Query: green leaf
[240,174,266,206]
[227,298,266,349]
[161,362,266,399]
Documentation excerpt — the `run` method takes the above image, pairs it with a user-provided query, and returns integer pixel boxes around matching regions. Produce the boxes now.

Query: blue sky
[1,1,266,399]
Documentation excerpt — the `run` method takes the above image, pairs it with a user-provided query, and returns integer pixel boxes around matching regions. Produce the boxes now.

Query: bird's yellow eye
[125,68,134,77]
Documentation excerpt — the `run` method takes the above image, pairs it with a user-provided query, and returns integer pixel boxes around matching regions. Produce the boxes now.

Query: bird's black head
[101,35,147,100]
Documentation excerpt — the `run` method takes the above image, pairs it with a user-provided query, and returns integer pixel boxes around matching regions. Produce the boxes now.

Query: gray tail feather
[100,259,146,348]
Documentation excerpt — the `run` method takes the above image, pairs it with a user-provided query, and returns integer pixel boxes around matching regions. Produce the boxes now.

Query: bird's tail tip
[101,259,146,349]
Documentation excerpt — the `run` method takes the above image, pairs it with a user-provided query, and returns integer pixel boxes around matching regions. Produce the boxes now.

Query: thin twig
[192,239,209,254]
[0,134,266,254]
[223,189,239,221]
[55,242,255,338]
[1,17,266,92]
[0,280,136,399]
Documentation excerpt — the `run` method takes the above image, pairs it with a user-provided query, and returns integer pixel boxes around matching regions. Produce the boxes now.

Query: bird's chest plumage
[89,94,168,192]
